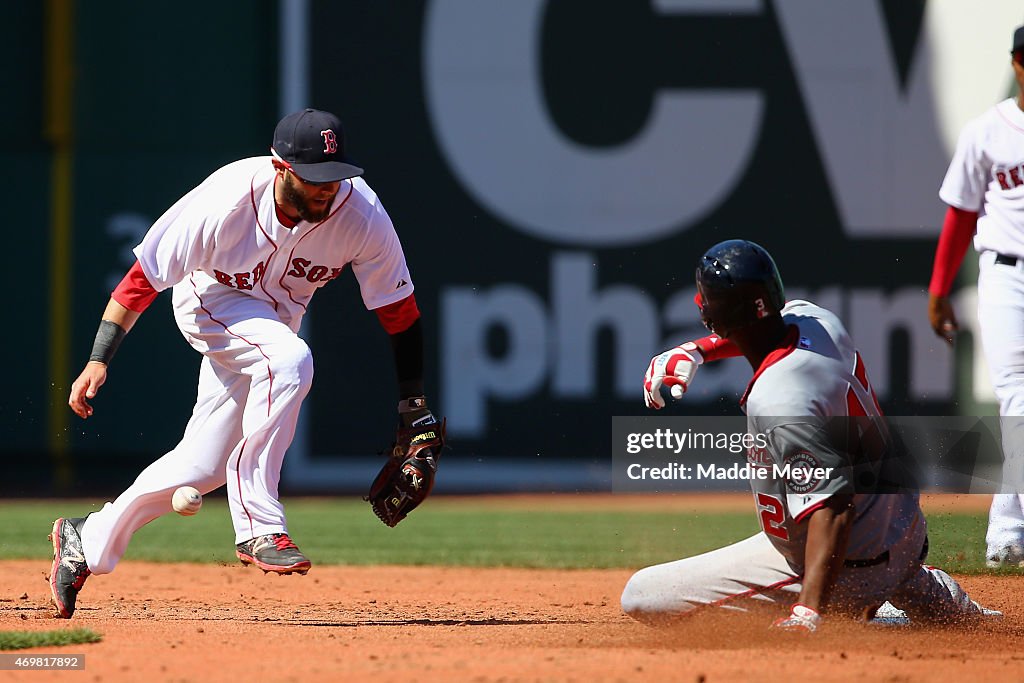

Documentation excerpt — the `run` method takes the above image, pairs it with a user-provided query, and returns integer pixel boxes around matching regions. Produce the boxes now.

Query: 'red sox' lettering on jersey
[994,163,1024,191]
[286,258,344,284]
[133,157,414,332]
[213,260,267,291]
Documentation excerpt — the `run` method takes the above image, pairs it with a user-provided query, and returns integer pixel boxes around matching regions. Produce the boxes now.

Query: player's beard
[281,174,337,223]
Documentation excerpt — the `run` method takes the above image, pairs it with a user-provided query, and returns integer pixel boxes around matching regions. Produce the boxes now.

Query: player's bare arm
[68,299,142,419]
[771,493,855,633]
[797,493,855,613]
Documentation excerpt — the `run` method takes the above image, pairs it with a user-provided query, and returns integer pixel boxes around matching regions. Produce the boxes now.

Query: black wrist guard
[398,396,434,428]
[89,320,127,365]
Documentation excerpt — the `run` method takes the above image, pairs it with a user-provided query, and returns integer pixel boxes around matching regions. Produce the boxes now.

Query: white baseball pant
[79,294,312,574]
[976,250,1024,554]
[621,523,980,624]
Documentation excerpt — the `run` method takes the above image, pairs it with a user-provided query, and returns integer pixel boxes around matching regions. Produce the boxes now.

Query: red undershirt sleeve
[928,206,978,297]
[692,334,741,363]
[111,260,159,313]
[375,293,421,334]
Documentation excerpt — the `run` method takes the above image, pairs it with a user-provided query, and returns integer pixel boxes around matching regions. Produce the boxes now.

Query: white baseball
[671,384,685,399]
[172,486,202,516]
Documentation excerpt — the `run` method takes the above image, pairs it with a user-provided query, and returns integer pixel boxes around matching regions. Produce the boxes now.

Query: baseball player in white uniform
[928,25,1024,568]
[628,240,1000,630]
[49,109,438,618]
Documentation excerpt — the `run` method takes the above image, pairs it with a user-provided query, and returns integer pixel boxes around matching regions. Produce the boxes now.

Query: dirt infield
[1,494,1022,682]
[0,562,1021,682]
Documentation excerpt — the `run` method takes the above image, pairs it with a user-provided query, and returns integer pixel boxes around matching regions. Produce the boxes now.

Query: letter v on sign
[773,0,1014,236]
[426,1,1017,242]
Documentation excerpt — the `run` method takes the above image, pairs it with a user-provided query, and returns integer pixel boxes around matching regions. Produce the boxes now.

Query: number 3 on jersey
[756,492,789,540]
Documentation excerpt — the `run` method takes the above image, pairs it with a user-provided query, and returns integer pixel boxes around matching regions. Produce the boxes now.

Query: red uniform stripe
[190,273,277,535]
[793,500,829,524]
[740,325,800,407]
[251,173,281,312]
[705,576,802,609]
[278,180,355,310]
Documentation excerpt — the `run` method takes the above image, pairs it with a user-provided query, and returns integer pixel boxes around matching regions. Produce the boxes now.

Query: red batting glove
[772,604,821,633]
[643,343,703,409]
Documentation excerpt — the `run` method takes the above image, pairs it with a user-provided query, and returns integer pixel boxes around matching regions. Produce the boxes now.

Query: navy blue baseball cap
[1013,25,1024,53]
[271,108,363,183]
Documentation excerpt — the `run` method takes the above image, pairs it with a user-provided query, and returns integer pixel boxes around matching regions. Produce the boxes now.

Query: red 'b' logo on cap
[321,129,338,155]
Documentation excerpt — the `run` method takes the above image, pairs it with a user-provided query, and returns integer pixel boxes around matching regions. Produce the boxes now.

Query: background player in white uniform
[628,240,999,631]
[928,25,1024,568]
[49,109,439,618]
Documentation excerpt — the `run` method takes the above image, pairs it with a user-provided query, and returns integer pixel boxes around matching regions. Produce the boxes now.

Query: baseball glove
[365,417,446,527]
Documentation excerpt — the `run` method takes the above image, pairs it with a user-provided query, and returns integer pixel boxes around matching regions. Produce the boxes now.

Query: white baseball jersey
[939,97,1024,559]
[742,300,922,573]
[134,156,414,334]
[79,156,418,574]
[940,98,1024,257]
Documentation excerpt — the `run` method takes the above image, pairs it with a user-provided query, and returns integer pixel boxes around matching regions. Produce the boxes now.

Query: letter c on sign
[423,0,764,246]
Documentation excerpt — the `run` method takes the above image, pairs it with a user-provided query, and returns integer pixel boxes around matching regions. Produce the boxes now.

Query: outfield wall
[4,2,1021,495]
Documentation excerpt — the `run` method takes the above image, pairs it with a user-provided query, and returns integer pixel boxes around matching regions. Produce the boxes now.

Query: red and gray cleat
[48,517,91,619]
[235,533,311,575]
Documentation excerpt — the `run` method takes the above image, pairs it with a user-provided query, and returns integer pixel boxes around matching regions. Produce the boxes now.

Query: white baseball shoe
[870,601,910,626]
[976,602,1004,618]
[985,544,1024,569]
[870,600,1002,625]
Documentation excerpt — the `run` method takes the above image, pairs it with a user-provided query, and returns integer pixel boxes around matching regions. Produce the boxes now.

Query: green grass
[0,628,101,650]
[0,498,1001,573]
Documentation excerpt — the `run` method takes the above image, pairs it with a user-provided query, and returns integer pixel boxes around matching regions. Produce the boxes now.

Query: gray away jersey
[742,300,923,572]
